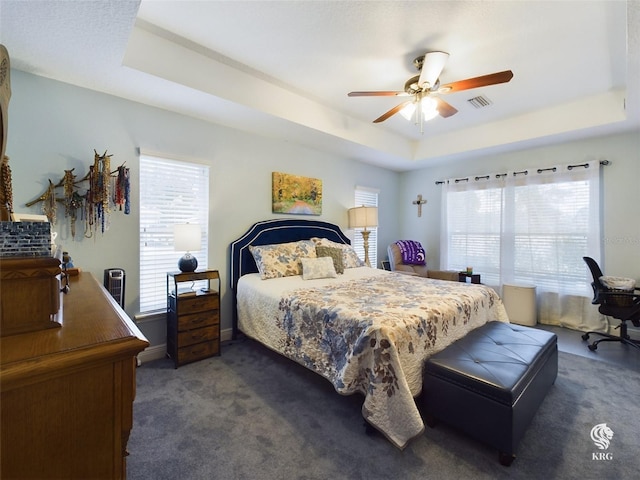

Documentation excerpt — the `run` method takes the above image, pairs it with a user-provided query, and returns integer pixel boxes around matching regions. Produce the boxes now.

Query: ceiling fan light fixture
[400,102,416,120]
[423,108,439,121]
[421,96,439,121]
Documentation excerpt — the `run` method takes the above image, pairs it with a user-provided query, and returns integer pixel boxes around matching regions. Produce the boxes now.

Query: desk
[458,272,481,284]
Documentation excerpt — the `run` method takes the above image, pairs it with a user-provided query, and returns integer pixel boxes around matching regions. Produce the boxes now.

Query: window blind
[446,186,503,285]
[443,164,599,296]
[508,179,592,294]
[139,154,209,313]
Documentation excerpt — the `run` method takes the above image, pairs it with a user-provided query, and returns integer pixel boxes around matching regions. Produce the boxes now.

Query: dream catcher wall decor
[26,150,130,239]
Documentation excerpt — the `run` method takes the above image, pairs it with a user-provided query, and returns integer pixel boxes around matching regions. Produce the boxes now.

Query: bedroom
[1,0,639,478]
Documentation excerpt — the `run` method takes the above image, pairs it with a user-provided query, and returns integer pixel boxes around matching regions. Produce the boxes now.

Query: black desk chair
[582,256,640,351]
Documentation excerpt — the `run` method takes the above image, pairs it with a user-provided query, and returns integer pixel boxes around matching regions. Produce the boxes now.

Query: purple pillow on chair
[396,240,426,265]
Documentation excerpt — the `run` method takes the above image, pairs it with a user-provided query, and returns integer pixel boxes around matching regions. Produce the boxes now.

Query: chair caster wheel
[582,333,590,341]
[588,344,598,351]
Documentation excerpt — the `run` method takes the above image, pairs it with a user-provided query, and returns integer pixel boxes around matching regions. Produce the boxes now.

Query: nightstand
[458,272,481,284]
[167,269,220,368]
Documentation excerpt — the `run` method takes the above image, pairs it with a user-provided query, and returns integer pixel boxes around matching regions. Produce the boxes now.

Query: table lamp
[174,223,201,272]
[348,206,378,267]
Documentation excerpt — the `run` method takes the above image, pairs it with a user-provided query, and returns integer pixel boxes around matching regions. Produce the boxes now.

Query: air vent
[467,95,492,109]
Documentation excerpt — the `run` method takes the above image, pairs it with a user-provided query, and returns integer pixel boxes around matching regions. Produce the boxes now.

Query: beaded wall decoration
[25,150,131,239]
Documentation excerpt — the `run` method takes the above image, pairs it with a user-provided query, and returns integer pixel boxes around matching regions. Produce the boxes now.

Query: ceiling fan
[348,51,513,129]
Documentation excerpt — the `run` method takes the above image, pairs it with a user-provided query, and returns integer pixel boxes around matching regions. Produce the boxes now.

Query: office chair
[582,256,640,351]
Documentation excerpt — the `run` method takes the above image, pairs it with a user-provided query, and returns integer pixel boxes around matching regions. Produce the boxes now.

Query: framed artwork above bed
[272,172,322,215]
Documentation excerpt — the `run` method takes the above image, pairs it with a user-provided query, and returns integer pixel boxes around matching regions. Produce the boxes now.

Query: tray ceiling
[1,0,638,171]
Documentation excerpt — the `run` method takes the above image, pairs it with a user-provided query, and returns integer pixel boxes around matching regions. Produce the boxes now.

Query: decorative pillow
[311,237,365,269]
[249,240,317,279]
[395,240,426,265]
[301,256,337,280]
[316,246,345,274]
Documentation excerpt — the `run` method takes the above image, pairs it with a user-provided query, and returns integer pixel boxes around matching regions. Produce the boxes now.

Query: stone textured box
[0,221,52,257]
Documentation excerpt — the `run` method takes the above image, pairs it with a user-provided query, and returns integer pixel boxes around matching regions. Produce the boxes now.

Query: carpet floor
[127,338,640,480]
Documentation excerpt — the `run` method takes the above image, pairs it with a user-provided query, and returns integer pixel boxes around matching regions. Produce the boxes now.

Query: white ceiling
[1,0,638,172]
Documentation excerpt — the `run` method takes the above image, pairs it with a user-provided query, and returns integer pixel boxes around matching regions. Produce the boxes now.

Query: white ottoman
[502,283,537,326]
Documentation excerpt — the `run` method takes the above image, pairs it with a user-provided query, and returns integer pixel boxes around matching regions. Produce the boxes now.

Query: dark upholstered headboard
[229,218,351,338]
[229,218,350,290]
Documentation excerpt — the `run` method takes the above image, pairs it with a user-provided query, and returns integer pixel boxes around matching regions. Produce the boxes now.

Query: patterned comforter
[237,267,509,449]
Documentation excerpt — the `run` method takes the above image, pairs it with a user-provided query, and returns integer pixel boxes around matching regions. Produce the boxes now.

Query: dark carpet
[127,338,640,480]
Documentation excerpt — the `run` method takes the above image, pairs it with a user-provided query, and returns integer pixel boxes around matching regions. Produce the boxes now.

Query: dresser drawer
[178,294,219,315]
[178,325,219,347]
[177,311,219,331]
[177,340,219,365]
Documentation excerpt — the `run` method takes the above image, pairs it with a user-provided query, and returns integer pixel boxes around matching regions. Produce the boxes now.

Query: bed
[230,218,509,449]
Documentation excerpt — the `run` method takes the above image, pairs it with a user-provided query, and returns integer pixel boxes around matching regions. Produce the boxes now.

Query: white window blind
[353,187,379,268]
[507,177,593,294]
[139,154,209,313]
[445,184,503,286]
[442,163,600,296]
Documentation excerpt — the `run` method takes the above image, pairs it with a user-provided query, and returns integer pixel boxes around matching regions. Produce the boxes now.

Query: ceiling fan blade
[373,100,413,123]
[348,91,408,97]
[418,51,449,89]
[440,70,514,94]
[435,97,458,118]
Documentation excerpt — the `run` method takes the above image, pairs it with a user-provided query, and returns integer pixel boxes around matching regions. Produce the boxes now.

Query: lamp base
[361,230,371,268]
[178,253,198,273]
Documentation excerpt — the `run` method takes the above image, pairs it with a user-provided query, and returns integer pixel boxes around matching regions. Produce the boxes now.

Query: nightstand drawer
[177,311,219,331]
[178,325,219,347]
[179,294,219,315]
[177,340,219,365]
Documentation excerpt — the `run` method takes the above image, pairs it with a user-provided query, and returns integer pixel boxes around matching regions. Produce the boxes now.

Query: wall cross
[413,194,427,217]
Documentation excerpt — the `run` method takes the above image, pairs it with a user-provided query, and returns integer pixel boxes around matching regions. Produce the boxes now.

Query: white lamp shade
[400,102,416,120]
[173,223,201,252]
[421,96,439,121]
[348,206,378,229]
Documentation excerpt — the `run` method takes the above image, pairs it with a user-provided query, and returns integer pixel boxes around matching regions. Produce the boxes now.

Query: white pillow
[301,256,338,280]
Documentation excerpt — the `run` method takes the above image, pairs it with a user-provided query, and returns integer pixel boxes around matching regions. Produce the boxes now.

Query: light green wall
[6,70,400,344]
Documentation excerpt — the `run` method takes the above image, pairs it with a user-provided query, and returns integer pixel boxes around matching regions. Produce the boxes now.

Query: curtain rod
[435,159,610,185]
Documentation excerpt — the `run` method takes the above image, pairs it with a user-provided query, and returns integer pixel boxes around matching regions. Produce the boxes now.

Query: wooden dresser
[0,271,149,479]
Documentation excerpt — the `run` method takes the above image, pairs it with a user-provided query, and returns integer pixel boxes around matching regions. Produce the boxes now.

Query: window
[445,184,503,285]
[442,162,600,297]
[352,186,379,268]
[507,178,594,294]
[139,154,209,313]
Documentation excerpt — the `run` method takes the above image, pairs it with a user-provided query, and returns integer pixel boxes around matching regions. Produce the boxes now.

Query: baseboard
[137,327,234,365]
[137,344,166,364]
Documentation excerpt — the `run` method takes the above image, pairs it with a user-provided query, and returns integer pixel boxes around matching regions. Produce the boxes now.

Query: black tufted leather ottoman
[422,321,557,466]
